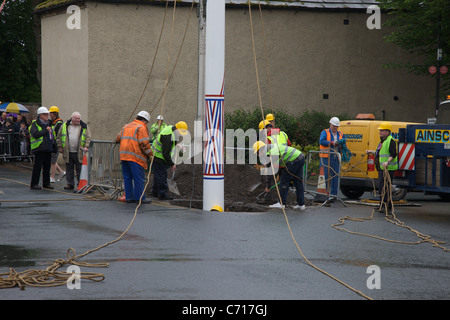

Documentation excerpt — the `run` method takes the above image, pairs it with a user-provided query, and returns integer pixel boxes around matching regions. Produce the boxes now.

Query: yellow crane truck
[339,98,450,200]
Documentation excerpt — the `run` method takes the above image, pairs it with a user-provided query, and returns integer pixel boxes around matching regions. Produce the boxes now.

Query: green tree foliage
[0,0,41,102]
[379,0,450,89]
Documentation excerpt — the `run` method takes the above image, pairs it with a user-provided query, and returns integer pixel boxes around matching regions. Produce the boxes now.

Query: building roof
[229,1,379,10]
[35,0,380,14]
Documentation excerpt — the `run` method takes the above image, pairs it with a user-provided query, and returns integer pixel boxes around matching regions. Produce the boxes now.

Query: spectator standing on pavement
[1,118,13,133]
[14,114,24,131]
[57,112,91,190]
[29,107,56,190]
[116,111,153,204]
[49,106,66,183]
[1,118,15,157]
[18,122,30,159]
[0,111,7,128]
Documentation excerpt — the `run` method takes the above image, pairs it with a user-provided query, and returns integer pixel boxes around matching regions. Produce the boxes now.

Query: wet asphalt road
[0,163,449,302]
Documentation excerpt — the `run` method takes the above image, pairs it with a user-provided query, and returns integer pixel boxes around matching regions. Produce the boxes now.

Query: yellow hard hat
[266,113,275,121]
[253,141,266,154]
[49,106,59,113]
[378,122,392,131]
[175,121,188,135]
[210,205,223,212]
[258,120,270,130]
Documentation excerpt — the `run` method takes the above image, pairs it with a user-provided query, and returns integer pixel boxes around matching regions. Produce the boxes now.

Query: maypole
[203,0,225,211]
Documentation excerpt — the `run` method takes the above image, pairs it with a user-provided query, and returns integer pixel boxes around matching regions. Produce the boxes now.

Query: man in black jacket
[29,107,56,190]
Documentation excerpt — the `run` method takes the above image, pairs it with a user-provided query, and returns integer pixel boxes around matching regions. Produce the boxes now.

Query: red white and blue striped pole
[203,0,225,212]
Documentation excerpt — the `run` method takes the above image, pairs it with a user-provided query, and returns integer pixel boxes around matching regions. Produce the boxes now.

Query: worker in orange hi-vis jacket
[116,111,153,204]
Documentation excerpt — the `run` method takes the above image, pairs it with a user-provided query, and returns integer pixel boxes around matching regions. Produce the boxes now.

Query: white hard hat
[137,111,150,122]
[330,117,340,126]
[37,106,49,114]
[157,115,163,120]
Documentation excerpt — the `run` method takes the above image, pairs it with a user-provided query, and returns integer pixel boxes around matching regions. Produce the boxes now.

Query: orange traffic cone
[314,165,328,202]
[118,193,126,202]
[77,153,88,193]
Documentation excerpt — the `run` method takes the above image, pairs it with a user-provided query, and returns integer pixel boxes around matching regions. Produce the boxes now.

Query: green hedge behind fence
[224,107,351,148]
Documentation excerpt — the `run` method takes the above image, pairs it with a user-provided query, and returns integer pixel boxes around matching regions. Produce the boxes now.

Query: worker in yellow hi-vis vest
[29,106,56,190]
[366,121,398,213]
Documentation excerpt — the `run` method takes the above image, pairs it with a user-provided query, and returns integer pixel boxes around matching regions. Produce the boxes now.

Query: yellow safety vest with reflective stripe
[268,130,289,148]
[150,122,168,139]
[268,144,302,164]
[60,123,87,149]
[152,126,175,162]
[378,135,398,171]
[51,118,63,134]
[117,119,152,169]
[29,120,44,150]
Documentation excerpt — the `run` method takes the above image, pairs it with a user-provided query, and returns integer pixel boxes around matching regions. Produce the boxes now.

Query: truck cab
[437,97,450,124]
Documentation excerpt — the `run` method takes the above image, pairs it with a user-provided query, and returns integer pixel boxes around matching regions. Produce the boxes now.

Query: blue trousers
[320,154,340,196]
[279,154,305,206]
[121,161,146,202]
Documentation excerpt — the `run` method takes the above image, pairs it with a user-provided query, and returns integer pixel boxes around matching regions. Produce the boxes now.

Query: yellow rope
[332,167,449,252]
[257,1,274,114]
[149,2,195,115]
[125,0,170,124]
[247,0,373,300]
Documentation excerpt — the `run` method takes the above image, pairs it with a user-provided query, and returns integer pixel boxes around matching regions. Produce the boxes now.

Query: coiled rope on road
[332,167,449,252]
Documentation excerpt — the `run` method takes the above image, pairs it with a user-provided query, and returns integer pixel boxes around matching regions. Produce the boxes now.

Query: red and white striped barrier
[398,143,415,170]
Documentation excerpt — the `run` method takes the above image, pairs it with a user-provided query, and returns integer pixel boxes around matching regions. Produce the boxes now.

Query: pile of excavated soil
[2,161,312,212]
[150,163,311,212]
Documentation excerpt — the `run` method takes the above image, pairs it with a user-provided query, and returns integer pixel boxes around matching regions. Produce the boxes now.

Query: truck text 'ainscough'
[415,129,450,143]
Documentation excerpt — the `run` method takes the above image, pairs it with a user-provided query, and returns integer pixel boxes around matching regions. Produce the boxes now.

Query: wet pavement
[0,163,449,301]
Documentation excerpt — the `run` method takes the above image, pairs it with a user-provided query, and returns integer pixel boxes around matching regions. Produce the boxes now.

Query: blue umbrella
[0,102,30,113]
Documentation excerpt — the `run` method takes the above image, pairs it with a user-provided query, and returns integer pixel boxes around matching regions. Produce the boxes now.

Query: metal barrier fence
[83,141,344,203]
[0,132,31,161]
[85,140,123,198]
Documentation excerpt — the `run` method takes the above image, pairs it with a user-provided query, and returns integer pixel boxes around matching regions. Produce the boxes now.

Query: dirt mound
[149,163,306,212]
[5,161,311,212]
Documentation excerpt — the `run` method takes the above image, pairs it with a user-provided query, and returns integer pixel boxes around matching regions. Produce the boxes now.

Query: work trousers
[266,167,284,190]
[121,160,146,202]
[66,152,82,187]
[30,151,52,187]
[152,160,169,199]
[279,154,305,206]
[320,153,340,196]
[377,169,394,210]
